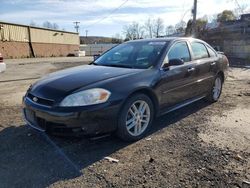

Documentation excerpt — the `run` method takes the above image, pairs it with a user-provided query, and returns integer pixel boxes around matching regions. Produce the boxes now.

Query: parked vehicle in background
[23,37,229,141]
[0,53,6,73]
[73,50,86,57]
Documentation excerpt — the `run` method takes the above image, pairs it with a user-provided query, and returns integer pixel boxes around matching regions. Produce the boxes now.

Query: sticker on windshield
[148,41,166,45]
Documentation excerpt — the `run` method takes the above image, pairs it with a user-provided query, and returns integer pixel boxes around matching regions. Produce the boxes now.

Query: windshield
[94,41,168,69]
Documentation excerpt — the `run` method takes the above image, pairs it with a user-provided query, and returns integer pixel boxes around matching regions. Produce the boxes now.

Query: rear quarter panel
[218,54,229,80]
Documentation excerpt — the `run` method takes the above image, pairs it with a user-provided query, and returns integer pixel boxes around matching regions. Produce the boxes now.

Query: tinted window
[191,42,209,59]
[207,46,217,57]
[95,41,167,69]
[136,45,155,65]
[168,42,191,62]
[108,45,133,63]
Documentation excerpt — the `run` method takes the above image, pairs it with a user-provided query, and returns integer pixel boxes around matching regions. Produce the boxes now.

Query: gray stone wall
[223,39,250,59]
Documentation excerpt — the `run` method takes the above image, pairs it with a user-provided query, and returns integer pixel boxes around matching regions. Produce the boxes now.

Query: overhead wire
[83,0,129,29]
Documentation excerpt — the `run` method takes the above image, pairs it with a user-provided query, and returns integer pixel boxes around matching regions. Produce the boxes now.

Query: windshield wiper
[90,62,103,66]
[102,64,133,68]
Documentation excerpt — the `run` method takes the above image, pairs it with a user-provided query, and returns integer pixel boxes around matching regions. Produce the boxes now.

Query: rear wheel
[116,94,154,141]
[206,75,223,102]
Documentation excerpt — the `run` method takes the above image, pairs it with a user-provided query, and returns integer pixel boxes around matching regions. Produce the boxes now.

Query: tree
[123,22,145,41]
[123,25,134,41]
[43,21,59,30]
[185,18,207,37]
[111,33,123,44]
[217,10,236,22]
[30,21,37,27]
[144,18,153,38]
[196,18,207,34]
[43,21,53,29]
[165,25,175,36]
[185,19,193,36]
[52,23,59,30]
[175,21,186,33]
[152,18,164,38]
[133,22,145,39]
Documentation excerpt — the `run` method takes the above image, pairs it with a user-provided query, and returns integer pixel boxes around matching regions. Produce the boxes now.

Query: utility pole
[73,21,80,33]
[85,30,88,38]
[192,0,197,36]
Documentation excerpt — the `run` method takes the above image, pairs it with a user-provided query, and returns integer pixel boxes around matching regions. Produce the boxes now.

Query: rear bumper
[0,63,6,73]
[23,97,122,136]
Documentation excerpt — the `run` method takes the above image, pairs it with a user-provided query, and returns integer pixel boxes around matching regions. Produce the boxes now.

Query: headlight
[60,88,111,107]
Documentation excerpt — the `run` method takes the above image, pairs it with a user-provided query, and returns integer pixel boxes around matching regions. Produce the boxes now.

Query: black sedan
[23,37,228,141]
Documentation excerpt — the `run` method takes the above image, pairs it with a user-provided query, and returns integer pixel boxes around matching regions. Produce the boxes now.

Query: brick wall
[0,42,30,58]
[0,41,79,58]
[32,43,79,57]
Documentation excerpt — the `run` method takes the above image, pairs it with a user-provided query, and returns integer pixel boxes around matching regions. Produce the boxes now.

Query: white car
[73,50,85,57]
[0,53,6,73]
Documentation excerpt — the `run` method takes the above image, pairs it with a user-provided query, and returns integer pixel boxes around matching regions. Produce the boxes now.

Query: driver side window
[168,42,191,62]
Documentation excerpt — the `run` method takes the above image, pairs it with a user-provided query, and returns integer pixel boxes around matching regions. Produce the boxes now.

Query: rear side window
[207,46,217,57]
[168,42,191,62]
[191,42,209,60]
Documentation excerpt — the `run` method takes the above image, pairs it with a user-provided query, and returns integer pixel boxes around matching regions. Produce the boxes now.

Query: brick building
[0,21,79,58]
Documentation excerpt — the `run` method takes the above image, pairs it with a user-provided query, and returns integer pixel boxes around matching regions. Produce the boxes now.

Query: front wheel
[116,94,154,141]
[206,75,223,102]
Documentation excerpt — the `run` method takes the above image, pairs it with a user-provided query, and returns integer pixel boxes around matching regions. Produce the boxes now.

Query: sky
[0,0,249,37]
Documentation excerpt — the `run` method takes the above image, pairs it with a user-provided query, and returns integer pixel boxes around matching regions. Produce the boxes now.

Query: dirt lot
[0,58,249,188]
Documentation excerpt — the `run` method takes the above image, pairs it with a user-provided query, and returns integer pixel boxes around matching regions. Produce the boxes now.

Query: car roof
[126,37,205,44]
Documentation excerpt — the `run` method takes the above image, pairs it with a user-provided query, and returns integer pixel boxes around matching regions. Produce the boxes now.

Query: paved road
[1,57,92,82]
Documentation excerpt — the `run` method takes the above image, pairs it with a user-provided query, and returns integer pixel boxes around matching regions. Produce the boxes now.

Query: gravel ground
[0,59,249,188]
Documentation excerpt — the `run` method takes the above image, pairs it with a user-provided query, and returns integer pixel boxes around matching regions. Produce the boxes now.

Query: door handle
[211,62,216,66]
[187,67,195,72]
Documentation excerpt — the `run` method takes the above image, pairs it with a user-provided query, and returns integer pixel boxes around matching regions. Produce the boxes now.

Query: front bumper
[23,97,122,136]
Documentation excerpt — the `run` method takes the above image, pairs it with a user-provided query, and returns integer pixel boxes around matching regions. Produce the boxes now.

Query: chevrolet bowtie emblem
[33,97,38,102]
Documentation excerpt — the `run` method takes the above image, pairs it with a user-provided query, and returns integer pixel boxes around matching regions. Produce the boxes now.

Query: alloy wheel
[213,77,222,100]
[126,100,151,136]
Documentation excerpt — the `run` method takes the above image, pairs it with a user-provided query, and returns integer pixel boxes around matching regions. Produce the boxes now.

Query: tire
[116,93,154,141]
[206,74,223,102]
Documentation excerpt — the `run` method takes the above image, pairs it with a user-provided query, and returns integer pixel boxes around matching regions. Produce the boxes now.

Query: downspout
[28,26,35,57]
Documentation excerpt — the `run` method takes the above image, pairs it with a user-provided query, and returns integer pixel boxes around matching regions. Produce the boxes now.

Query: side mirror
[169,58,184,66]
[93,54,101,61]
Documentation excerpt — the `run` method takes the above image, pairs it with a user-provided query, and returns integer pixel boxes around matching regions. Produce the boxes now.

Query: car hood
[30,65,143,100]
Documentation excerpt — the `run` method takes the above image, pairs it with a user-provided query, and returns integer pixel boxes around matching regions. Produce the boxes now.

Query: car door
[157,41,199,110]
[189,42,217,96]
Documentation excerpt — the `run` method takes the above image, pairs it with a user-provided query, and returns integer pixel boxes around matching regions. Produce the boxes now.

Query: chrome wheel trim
[213,77,222,100]
[126,100,150,137]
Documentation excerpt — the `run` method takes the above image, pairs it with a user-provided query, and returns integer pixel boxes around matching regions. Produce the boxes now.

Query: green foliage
[185,18,208,37]
[217,10,236,22]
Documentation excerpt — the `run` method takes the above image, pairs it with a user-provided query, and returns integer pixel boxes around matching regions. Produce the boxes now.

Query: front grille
[36,117,71,134]
[27,93,54,106]
[36,117,47,130]
[24,108,67,131]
